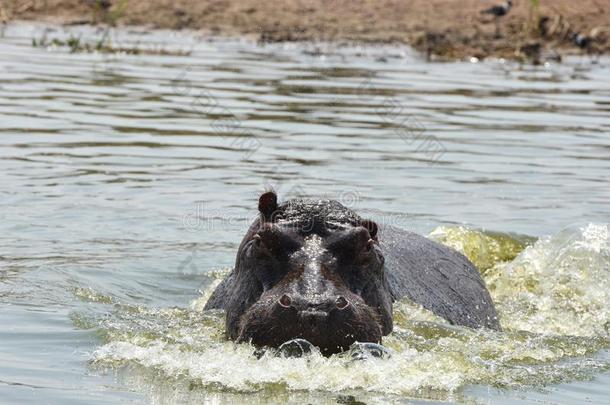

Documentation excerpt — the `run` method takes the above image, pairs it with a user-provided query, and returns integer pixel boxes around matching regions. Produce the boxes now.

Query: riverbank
[4,0,610,61]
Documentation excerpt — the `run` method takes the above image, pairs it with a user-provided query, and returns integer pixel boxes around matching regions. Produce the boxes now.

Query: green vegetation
[31,31,191,55]
[527,0,541,37]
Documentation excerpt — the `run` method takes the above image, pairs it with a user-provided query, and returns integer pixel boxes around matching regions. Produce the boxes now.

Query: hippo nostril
[336,296,349,310]
[278,294,292,308]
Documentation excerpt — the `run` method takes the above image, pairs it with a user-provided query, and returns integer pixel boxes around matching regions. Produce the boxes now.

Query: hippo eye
[252,227,300,258]
[357,239,377,262]
[252,234,271,256]
[327,227,376,261]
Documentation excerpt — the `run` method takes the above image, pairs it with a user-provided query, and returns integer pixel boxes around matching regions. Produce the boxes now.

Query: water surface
[1,23,610,404]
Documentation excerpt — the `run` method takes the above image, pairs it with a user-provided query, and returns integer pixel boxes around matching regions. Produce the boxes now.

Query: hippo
[204,191,500,355]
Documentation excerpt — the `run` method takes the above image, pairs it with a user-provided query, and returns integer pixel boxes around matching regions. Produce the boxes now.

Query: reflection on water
[1,23,610,404]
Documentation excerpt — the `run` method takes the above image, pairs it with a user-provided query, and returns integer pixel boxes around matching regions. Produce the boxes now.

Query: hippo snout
[237,290,383,355]
[276,293,350,312]
[275,293,352,329]
[299,309,328,329]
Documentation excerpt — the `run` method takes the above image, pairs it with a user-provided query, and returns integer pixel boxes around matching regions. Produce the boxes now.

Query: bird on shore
[481,1,513,18]
[480,1,513,38]
[571,33,592,50]
[571,32,600,62]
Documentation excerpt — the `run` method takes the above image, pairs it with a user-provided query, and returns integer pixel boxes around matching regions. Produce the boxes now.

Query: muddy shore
[3,0,610,61]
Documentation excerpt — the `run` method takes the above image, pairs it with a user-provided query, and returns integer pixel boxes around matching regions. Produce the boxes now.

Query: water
[1,22,609,404]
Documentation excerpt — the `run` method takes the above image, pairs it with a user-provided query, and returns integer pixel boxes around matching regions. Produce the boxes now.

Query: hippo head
[225,191,393,355]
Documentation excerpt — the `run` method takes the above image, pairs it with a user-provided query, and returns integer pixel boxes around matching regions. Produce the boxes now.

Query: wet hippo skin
[204,191,500,355]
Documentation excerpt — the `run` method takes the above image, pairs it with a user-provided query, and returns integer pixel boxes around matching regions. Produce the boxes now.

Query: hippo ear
[258,191,278,222]
[361,219,378,239]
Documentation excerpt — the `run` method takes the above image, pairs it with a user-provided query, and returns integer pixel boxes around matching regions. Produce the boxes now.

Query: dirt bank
[4,0,610,61]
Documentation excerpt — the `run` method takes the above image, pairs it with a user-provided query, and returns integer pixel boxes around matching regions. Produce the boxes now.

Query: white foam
[90,224,610,397]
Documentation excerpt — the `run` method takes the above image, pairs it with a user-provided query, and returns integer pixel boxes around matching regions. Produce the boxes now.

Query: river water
[1,23,609,404]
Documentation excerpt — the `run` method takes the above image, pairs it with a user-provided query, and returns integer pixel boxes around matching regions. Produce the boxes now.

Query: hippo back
[380,225,501,330]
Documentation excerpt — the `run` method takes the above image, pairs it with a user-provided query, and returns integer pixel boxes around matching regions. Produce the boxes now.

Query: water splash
[428,226,536,271]
[485,224,610,337]
[85,224,610,400]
